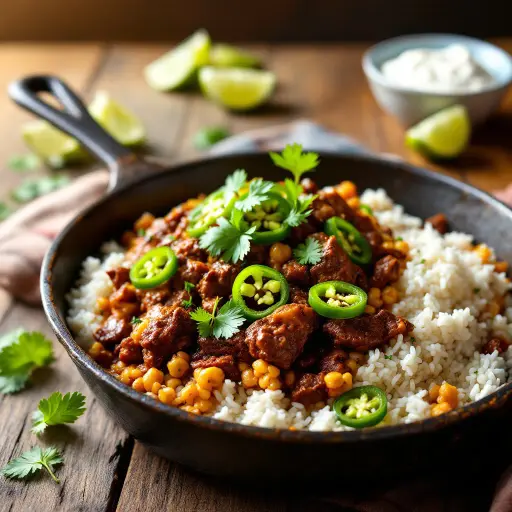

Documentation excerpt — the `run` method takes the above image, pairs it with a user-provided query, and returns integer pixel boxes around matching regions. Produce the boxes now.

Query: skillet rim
[41,150,512,444]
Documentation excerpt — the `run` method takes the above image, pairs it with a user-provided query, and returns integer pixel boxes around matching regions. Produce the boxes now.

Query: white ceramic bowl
[363,34,512,127]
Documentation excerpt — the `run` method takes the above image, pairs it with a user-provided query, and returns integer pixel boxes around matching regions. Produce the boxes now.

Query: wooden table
[0,42,511,512]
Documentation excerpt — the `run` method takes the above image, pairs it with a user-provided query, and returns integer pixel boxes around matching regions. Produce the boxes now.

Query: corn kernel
[151,382,162,394]
[198,388,211,400]
[158,386,176,405]
[179,382,199,405]
[89,342,104,358]
[394,240,409,254]
[176,351,190,362]
[475,244,492,264]
[382,286,399,305]
[437,382,458,409]
[431,402,452,417]
[142,367,164,392]
[131,318,149,343]
[242,369,258,388]
[429,384,440,403]
[324,372,344,389]
[346,359,358,374]
[267,365,280,378]
[167,357,190,378]
[267,377,282,391]
[382,241,395,251]
[337,181,357,199]
[252,359,268,376]
[165,377,182,389]
[259,374,271,389]
[364,305,376,314]
[111,360,126,374]
[284,371,295,387]
[196,367,225,390]
[180,405,199,414]
[238,362,250,371]
[368,288,383,308]
[132,377,145,393]
[194,398,214,413]
[96,297,110,314]
[193,368,202,380]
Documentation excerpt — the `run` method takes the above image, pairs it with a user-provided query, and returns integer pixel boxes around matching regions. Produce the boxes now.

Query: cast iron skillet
[9,76,512,481]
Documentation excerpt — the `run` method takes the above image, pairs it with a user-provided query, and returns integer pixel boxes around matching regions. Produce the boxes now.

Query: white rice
[66,190,511,431]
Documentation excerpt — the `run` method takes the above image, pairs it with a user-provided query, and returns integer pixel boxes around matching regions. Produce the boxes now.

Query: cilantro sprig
[7,153,41,173]
[224,169,247,202]
[190,299,245,339]
[0,331,54,394]
[234,178,274,212]
[182,281,195,309]
[270,143,319,184]
[293,238,323,265]
[31,391,86,435]
[199,210,256,263]
[2,446,63,483]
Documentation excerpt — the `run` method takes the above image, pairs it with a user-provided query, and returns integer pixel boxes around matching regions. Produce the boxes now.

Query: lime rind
[88,91,146,146]
[198,66,276,111]
[144,29,211,91]
[209,44,260,68]
[406,105,471,159]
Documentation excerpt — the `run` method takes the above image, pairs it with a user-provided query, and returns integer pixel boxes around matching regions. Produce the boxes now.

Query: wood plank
[0,44,133,512]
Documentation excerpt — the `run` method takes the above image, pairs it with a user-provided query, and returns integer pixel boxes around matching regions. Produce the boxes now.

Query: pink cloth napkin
[0,121,510,511]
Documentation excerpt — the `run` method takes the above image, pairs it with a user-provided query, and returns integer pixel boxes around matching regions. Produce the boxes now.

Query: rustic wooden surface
[0,41,511,512]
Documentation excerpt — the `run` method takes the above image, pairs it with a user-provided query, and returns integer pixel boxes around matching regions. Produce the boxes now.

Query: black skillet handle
[8,75,162,192]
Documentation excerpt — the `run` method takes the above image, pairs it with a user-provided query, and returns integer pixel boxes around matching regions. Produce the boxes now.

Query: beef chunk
[106,267,130,289]
[197,330,251,363]
[137,286,171,313]
[289,285,309,305]
[365,230,384,255]
[311,188,355,224]
[318,348,348,374]
[323,310,413,351]
[245,304,318,369]
[291,373,327,406]
[310,235,367,290]
[140,305,195,368]
[482,337,509,355]
[197,261,240,299]
[370,255,401,289]
[171,238,208,262]
[191,354,240,381]
[178,259,209,285]
[426,213,448,234]
[94,315,132,345]
[246,244,268,265]
[167,289,193,309]
[290,218,318,244]
[300,178,319,195]
[282,260,310,287]
[117,336,143,365]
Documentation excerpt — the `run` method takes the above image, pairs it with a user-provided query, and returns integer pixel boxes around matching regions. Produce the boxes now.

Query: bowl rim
[362,33,512,97]
[41,150,512,444]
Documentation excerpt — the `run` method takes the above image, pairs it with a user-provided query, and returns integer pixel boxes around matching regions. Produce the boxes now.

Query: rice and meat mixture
[66,157,512,431]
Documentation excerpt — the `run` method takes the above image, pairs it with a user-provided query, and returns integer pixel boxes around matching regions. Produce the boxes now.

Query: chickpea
[176,351,190,362]
[395,240,409,254]
[259,374,271,389]
[252,359,269,377]
[132,377,145,393]
[267,365,280,378]
[167,356,190,378]
[165,377,182,389]
[269,243,292,266]
[242,369,258,388]
[197,388,211,400]
[437,382,458,409]
[89,342,105,358]
[142,367,164,392]
[324,372,344,389]
[368,288,383,308]
[194,398,214,413]
[267,378,282,391]
[151,382,162,394]
[337,181,357,199]
[96,297,110,314]
[196,367,225,390]
[179,382,199,405]
[382,286,399,305]
[158,386,177,405]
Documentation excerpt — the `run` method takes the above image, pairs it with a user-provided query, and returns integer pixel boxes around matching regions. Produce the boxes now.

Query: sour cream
[381,44,495,93]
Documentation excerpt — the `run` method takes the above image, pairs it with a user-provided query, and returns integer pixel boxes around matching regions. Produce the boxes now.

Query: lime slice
[209,44,260,68]
[89,91,146,146]
[198,67,276,111]
[406,105,471,159]
[144,29,211,91]
[22,120,85,167]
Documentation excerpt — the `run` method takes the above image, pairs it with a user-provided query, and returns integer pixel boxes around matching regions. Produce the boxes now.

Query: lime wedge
[89,91,146,146]
[209,44,260,68]
[406,105,471,159]
[144,29,211,91]
[22,120,85,167]
[198,67,276,111]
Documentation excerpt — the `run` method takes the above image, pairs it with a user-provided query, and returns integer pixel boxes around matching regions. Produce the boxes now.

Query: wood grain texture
[1,42,512,512]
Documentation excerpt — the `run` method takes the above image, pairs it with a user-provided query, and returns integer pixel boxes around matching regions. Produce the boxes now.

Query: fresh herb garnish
[224,169,247,202]
[269,143,319,184]
[11,174,70,203]
[396,237,403,241]
[7,154,41,172]
[184,281,195,293]
[384,355,393,360]
[234,178,274,212]
[285,193,316,227]
[182,282,196,308]
[131,316,142,325]
[0,202,11,221]
[2,446,63,483]
[199,210,256,263]
[293,238,322,265]
[0,331,54,394]
[31,391,86,435]
[410,337,416,343]
[190,298,245,339]
[193,126,230,150]
[420,259,426,264]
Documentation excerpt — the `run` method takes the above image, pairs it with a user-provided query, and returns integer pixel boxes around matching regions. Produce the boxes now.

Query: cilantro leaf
[269,144,319,183]
[190,299,244,339]
[285,194,316,227]
[293,238,323,265]
[0,202,11,221]
[282,178,303,205]
[131,316,142,325]
[184,281,195,293]
[234,179,274,212]
[0,331,54,394]
[11,174,70,203]
[2,446,63,483]
[31,391,86,435]
[224,169,247,201]
[7,154,41,172]
[199,214,256,263]
[182,282,195,309]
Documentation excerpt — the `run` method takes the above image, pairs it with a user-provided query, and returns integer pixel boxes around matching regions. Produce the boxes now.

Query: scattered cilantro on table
[0,330,54,394]
[7,154,41,173]
[11,174,70,203]
[31,391,86,435]
[2,446,63,483]
[293,238,322,265]
[190,298,245,339]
